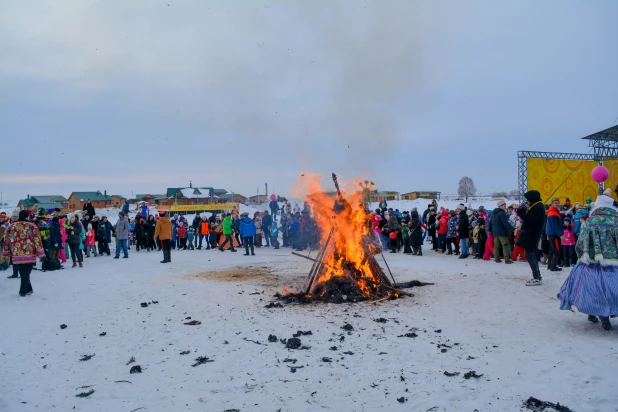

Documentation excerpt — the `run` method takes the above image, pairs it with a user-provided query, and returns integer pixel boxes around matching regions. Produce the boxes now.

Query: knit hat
[497,199,506,207]
[11,210,19,217]
[18,210,29,220]
[564,215,572,223]
[457,203,465,210]
[118,211,125,217]
[466,209,473,217]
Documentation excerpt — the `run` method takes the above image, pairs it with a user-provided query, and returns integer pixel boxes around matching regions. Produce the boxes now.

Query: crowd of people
[1,192,617,330]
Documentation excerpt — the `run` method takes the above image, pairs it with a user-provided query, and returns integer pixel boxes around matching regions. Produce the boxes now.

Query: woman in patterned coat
[2,210,45,296]
[557,192,618,331]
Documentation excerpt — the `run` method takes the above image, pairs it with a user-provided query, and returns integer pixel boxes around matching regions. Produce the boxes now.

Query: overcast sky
[1,0,617,201]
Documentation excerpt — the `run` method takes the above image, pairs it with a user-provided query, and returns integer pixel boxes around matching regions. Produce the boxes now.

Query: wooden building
[400,191,441,201]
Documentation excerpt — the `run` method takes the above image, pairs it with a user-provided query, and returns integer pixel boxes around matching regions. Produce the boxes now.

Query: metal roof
[581,125,618,141]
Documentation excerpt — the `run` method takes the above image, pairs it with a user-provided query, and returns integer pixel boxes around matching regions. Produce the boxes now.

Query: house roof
[166,188,184,197]
[219,193,246,200]
[33,195,67,203]
[179,188,210,199]
[71,191,112,201]
[19,198,37,207]
[112,195,126,200]
[213,189,228,195]
[249,194,268,199]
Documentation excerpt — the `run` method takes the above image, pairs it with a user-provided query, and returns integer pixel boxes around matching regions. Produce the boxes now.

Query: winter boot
[600,316,611,331]
[588,315,599,323]
[79,262,83,267]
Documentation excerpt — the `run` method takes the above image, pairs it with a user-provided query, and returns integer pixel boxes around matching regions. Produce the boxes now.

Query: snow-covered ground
[1,238,616,411]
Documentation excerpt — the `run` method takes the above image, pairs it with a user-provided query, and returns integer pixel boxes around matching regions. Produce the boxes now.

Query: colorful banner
[166,203,239,212]
[527,158,598,204]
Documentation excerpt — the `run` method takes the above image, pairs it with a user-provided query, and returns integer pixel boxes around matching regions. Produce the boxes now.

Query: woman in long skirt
[557,193,618,331]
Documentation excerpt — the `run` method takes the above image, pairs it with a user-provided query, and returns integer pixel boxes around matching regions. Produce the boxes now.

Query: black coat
[427,214,437,236]
[516,191,546,249]
[134,222,146,238]
[408,216,424,246]
[146,218,157,239]
[458,210,470,238]
[67,224,82,245]
[83,203,95,218]
[192,217,202,230]
[262,214,273,230]
[48,222,63,250]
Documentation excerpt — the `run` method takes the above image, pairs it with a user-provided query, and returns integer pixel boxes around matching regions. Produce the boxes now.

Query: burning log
[283,172,431,304]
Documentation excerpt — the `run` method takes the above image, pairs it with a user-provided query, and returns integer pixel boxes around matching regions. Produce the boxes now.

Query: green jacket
[222,217,233,235]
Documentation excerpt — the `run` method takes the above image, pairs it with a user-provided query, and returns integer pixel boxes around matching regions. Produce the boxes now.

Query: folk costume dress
[557,195,618,318]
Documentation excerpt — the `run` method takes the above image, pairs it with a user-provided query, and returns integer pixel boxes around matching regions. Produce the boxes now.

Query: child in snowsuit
[473,218,487,259]
[562,217,576,267]
[270,221,280,249]
[187,226,196,250]
[171,226,178,250]
[446,210,460,255]
[178,224,187,250]
[96,222,108,257]
[208,222,218,249]
[85,223,98,257]
[401,222,412,254]
[511,224,525,262]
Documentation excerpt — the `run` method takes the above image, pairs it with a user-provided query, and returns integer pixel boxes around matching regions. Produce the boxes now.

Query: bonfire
[283,173,430,304]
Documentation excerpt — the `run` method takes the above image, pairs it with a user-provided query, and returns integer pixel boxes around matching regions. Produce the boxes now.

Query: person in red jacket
[3,210,45,296]
[437,210,449,253]
[177,224,188,250]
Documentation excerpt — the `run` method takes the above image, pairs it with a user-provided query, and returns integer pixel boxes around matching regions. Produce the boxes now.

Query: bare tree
[492,191,508,198]
[458,176,476,202]
[508,189,520,199]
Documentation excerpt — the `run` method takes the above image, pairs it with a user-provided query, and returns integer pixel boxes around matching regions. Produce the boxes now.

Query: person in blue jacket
[573,207,589,238]
[139,202,150,218]
[239,212,256,256]
[545,198,564,272]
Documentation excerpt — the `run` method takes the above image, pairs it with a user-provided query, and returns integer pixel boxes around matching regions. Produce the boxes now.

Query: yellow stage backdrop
[527,159,598,204]
[603,160,618,194]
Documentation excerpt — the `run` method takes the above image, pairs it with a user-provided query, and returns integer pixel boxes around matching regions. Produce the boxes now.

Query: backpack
[41,257,63,272]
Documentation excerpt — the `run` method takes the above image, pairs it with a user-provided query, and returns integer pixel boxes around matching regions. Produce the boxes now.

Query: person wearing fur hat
[558,190,618,330]
[3,210,45,296]
[516,190,547,285]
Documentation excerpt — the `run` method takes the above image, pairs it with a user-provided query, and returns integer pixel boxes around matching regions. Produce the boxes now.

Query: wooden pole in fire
[305,227,334,295]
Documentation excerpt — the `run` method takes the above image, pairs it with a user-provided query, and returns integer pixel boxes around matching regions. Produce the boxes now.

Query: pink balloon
[591,166,609,183]
[270,194,277,201]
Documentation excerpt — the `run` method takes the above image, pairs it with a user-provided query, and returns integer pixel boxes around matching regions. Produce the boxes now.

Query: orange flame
[294,173,390,299]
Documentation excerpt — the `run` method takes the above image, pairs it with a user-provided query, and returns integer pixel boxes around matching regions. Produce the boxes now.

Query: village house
[249,194,269,205]
[218,193,248,204]
[66,191,113,211]
[363,190,400,203]
[400,191,441,201]
[134,194,166,205]
[17,195,68,212]
[111,195,127,208]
